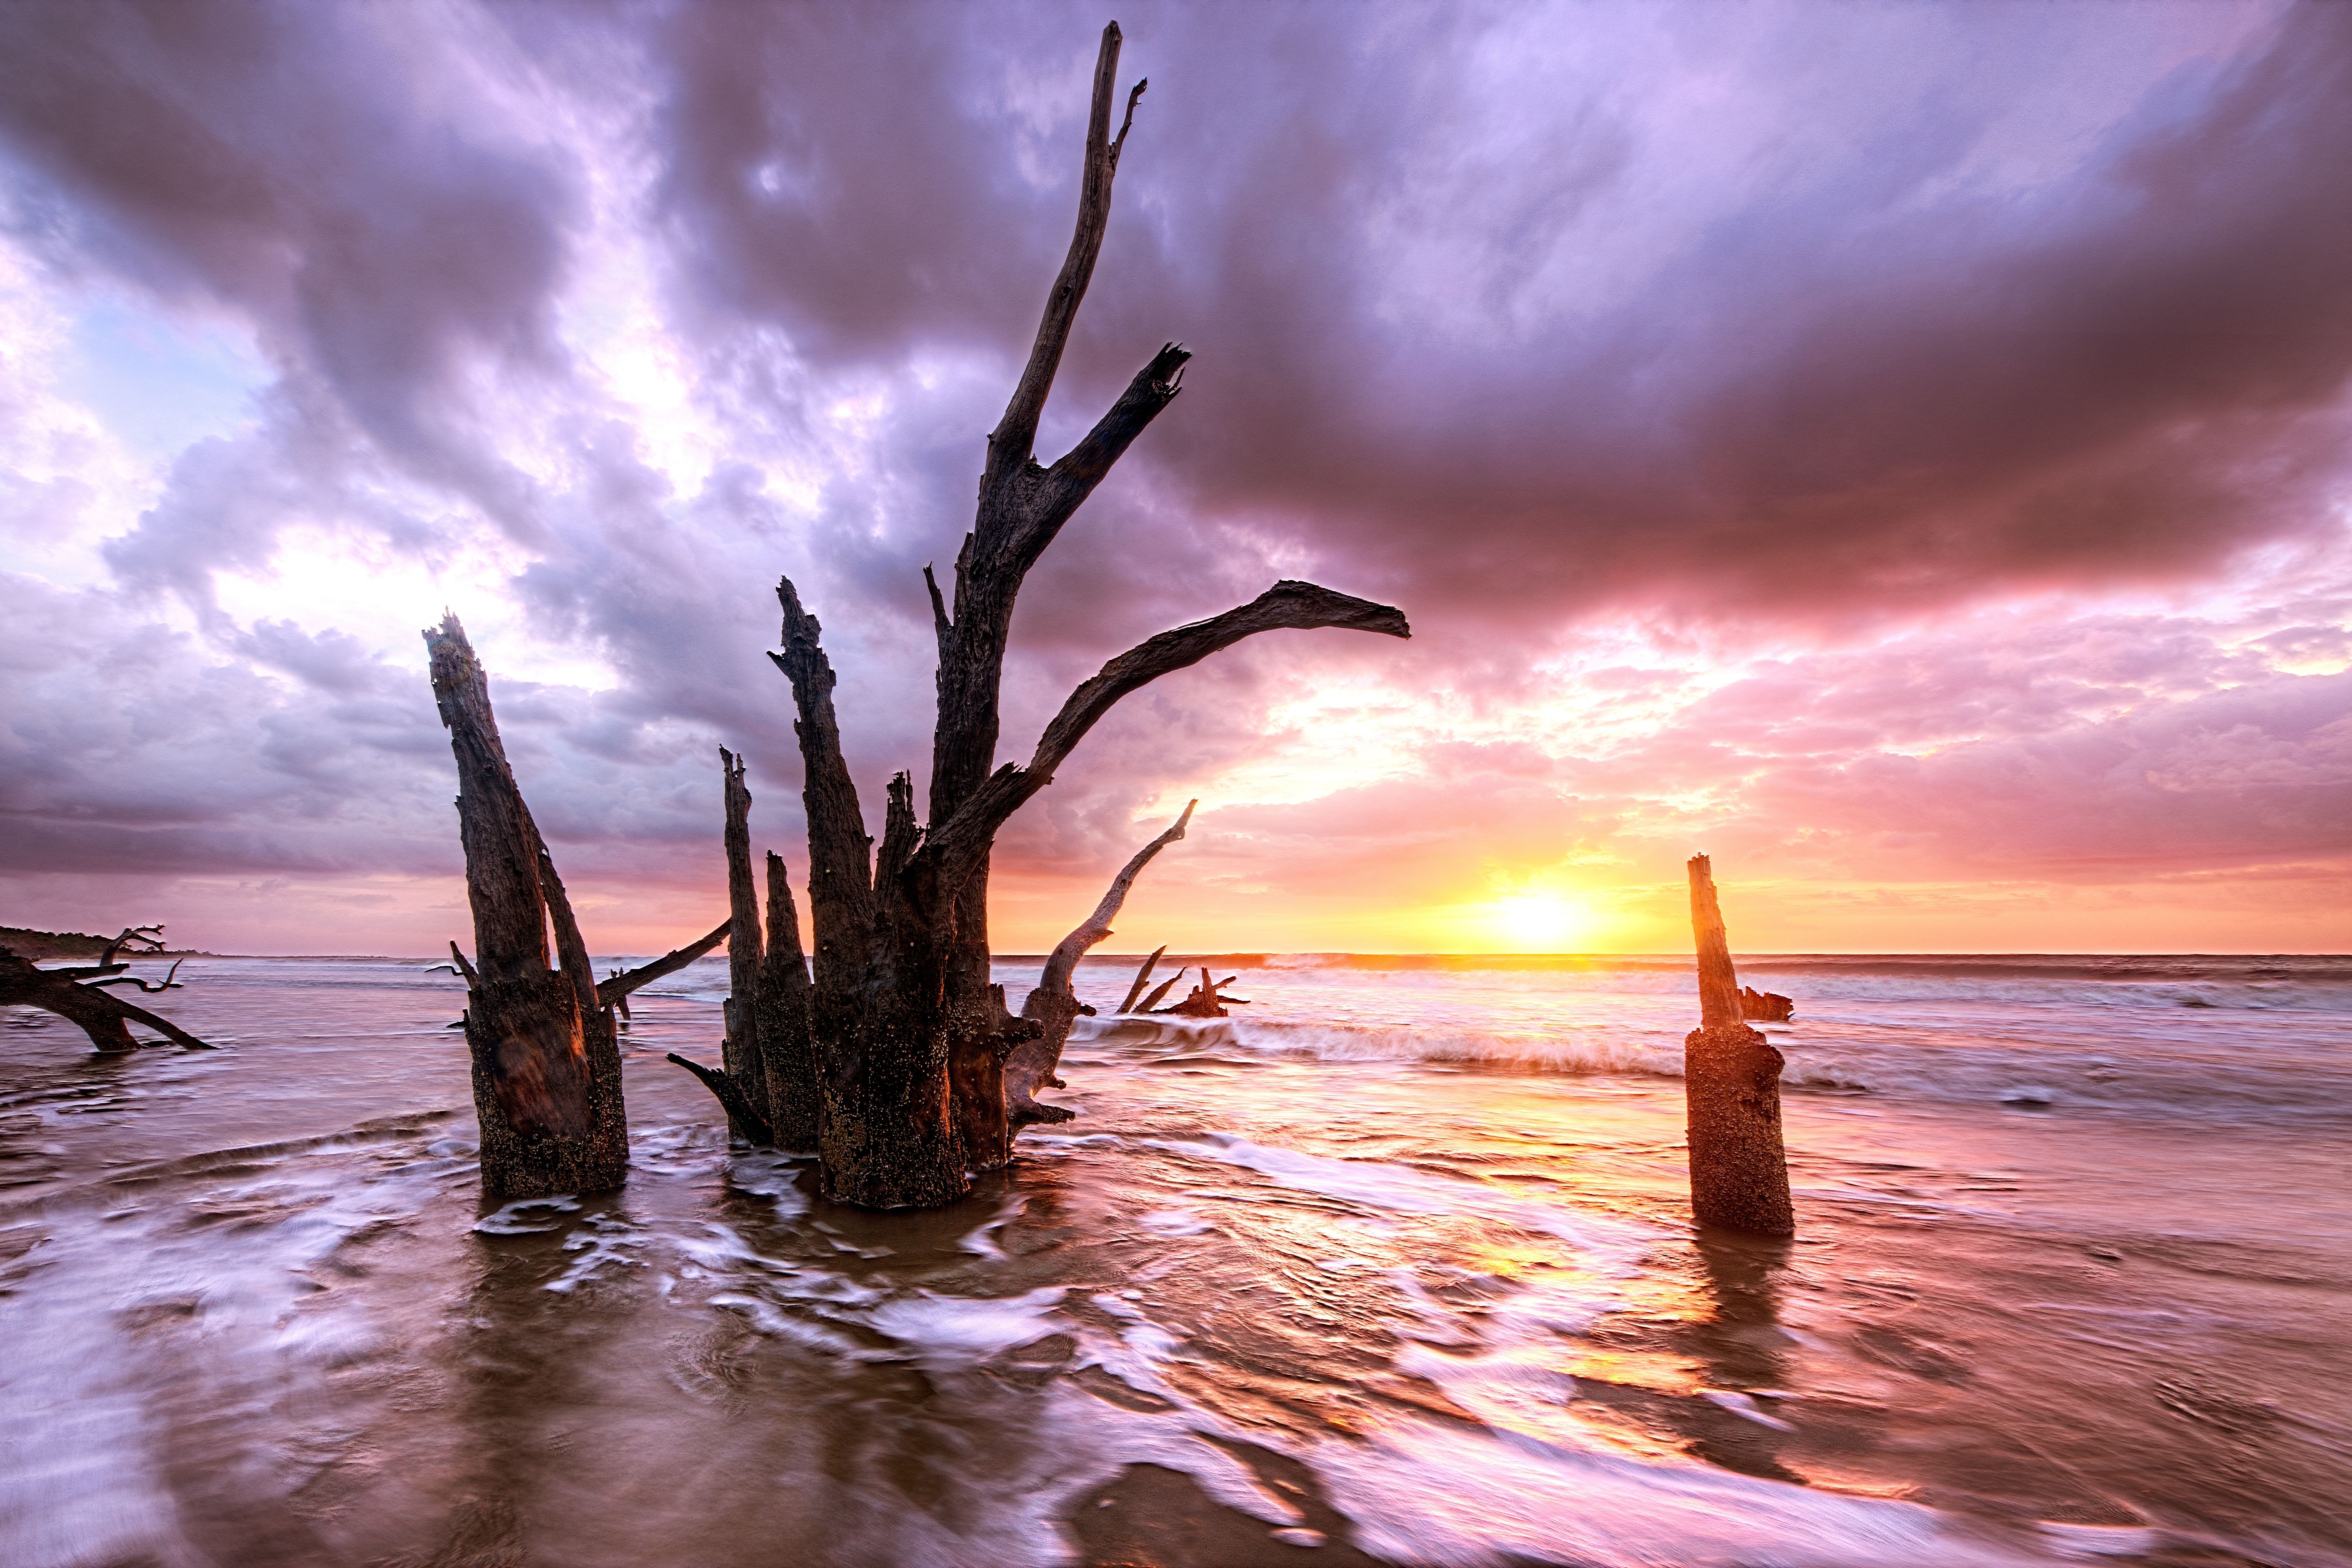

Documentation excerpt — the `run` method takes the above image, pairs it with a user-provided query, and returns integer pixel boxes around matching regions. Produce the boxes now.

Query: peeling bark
[1685,855,1794,1238]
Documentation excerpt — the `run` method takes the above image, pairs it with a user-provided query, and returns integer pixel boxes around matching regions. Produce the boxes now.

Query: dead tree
[1685,855,1794,1237]
[762,25,1410,1207]
[0,927,210,1051]
[1007,800,1194,1127]
[425,614,727,1198]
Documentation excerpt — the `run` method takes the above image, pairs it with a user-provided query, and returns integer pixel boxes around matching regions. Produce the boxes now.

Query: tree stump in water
[427,615,728,1199]
[1685,855,1794,1238]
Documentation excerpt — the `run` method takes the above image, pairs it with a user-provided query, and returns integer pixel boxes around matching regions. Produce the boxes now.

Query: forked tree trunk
[753,23,1410,1208]
[1009,800,1195,1130]
[1684,855,1795,1238]
[426,614,727,1198]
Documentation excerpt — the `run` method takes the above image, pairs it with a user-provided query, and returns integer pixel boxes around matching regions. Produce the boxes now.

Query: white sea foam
[1305,1415,2055,1568]
[863,1285,1069,1366]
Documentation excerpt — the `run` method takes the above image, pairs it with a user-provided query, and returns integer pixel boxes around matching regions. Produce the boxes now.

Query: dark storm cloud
[2,0,2346,947]
[0,0,576,538]
[649,1,2352,630]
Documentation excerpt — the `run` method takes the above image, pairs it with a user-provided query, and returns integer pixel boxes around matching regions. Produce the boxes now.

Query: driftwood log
[759,24,1409,1207]
[1008,800,1195,1128]
[1740,985,1795,1024]
[1685,855,1794,1237]
[425,614,727,1198]
[0,926,210,1051]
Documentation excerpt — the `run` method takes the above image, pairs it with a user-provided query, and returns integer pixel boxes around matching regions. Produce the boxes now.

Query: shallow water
[3,953,2348,1567]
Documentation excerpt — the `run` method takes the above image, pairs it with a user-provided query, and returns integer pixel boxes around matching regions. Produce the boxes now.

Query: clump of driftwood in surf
[1685,854,1795,1238]
[1109,947,1249,1019]
[0,925,212,1052]
[745,23,1405,1207]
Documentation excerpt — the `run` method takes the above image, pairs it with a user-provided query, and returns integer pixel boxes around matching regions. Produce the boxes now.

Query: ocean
[2,952,2347,1566]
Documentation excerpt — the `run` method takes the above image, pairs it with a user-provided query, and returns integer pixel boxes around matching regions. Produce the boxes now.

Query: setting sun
[1479,891,1595,952]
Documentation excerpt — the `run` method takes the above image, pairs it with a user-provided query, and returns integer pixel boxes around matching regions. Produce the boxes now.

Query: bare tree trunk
[757,850,820,1149]
[426,614,629,1198]
[1011,801,1195,1128]
[1685,855,1794,1238]
[750,24,1410,1208]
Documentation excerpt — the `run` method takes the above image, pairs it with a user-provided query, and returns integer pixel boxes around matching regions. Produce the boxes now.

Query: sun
[1481,892,1591,953]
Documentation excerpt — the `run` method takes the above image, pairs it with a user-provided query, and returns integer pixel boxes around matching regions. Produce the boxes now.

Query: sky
[0,0,2347,958]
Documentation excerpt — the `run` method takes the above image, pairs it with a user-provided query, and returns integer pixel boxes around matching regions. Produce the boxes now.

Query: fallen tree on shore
[0,926,211,1051]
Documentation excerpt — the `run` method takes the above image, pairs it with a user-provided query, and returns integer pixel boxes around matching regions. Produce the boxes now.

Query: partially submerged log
[1740,985,1795,1024]
[1154,968,1247,1017]
[756,26,1410,1208]
[0,938,210,1052]
[1010,801,1195,1129]
[1684,855,1794,1238]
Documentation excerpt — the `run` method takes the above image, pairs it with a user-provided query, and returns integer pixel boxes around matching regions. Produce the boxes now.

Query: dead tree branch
[595,920,729,1009]
[0,948,211,1051]
[1010,801,1196,1128]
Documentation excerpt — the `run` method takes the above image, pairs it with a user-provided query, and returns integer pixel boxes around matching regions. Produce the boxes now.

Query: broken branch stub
[1684,855,1794,1238]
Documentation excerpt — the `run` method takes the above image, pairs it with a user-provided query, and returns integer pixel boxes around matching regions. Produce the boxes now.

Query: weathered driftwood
[427,614,633,1198]
[758,25,1410,1207]
[600,921,729,1012]
[1009,801,1195,1129]
[1155,967,1245,1018]
[1740,985,1795,1024]
[0,939,210,1051]
[1116,945,1168,1014]
[718,748,770,1140]
[1685,855,1794,1237]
